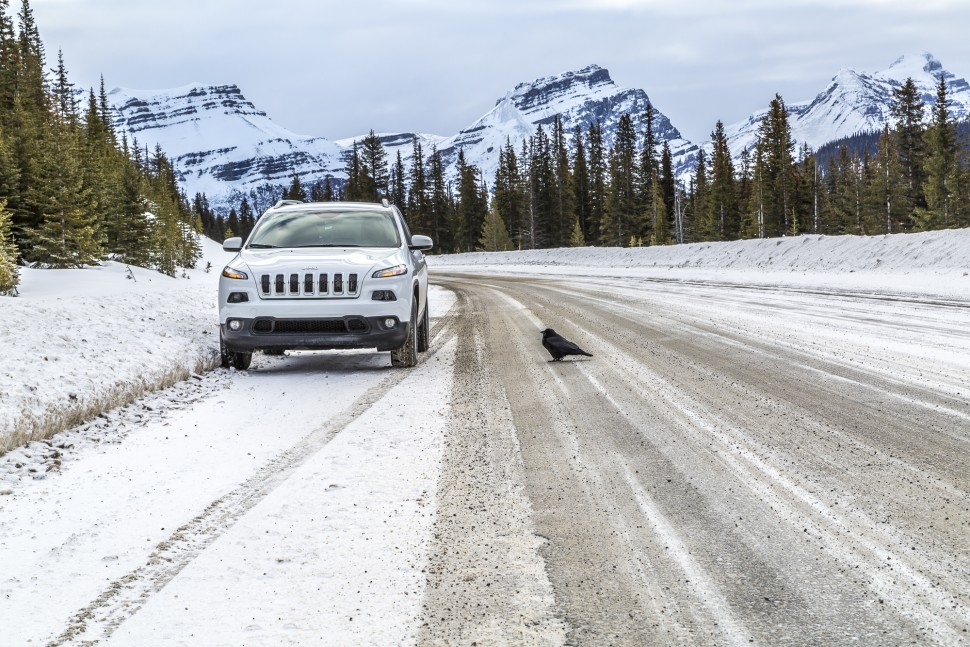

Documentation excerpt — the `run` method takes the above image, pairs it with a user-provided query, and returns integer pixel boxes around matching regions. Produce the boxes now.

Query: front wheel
[220,332,253,370]
[390,300,419,368]
[417,297,430,353]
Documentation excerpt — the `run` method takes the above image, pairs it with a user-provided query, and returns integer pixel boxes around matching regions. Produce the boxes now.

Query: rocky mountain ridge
[108,53,970,212]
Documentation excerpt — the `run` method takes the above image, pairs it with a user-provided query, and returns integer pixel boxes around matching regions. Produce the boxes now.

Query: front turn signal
[222,266,249,280]
[372,264,407,278]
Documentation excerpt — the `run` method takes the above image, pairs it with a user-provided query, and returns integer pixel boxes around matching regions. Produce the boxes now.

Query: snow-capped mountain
[724,52,970,157]
[444,64,695,181]
[109,83,345,207]
[107,53,970,212]
[109,66,696,210]
[348,64,697,190]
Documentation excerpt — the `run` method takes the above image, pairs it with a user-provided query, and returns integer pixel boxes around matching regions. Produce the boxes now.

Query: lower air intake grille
[253,318,370,334]
[274,320,349,333]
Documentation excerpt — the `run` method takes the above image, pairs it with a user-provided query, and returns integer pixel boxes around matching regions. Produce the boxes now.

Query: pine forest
[3,1,970,298]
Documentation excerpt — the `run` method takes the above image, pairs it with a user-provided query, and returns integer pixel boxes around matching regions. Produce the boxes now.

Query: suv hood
[237,247,403,272]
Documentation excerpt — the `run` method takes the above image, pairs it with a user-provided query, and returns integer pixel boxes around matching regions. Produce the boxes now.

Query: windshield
[247,210,401,248]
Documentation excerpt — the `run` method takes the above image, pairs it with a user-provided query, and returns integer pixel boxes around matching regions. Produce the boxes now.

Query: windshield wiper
[293,244,360,248]
[247,243,279,249]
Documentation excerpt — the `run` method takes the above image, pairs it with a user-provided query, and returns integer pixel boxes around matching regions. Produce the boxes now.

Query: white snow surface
[0,239,236,455]
[429,228,970,301]
[1,227,969,645]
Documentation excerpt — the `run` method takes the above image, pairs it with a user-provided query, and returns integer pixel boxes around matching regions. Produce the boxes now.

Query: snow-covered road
[2,231,970,645]
[423,270,970,645]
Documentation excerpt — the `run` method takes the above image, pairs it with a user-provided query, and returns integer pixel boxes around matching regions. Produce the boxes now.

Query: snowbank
[0,240,234,454]
[429,229,970,300]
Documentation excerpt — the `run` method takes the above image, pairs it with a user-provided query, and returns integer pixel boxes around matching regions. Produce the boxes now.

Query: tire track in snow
[44,313,461,647]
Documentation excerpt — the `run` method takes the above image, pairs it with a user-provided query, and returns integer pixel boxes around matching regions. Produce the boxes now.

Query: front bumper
[221,315,409,352]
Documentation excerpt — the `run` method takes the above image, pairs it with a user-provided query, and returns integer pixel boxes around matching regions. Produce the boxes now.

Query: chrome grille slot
[256,270,361,298]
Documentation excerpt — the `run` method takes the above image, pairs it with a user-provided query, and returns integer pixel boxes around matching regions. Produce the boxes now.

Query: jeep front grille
[259,272,361,299]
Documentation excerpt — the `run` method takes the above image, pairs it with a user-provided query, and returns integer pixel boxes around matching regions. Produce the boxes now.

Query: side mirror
[409,235,433,251]
[223,237,243,252]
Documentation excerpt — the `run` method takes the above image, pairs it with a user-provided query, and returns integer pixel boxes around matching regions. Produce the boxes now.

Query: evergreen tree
[285,172,307,201]
[868,125,908,234]
[97,75,115,143]
[406,138,429,233]
[426,145,453,252]
[478,203,513,251]
[0,198,17,293]
[571,125,590,242]
[647,173,670,245]
[16,0,46,113]
[693,149,711,238]
[826,146,856,234]
[226,208,240,241]
[639,103,658,190]
[114,144,151,265]
[707,121,737,240]
[455,149,486,252]
[586,122,607,244]
[602,114,638,245]
[345,142,362,201]
[798,147,822,234]
[30,114,101,267]
[923,76,958,229]
[744,145,767,238]
[390,149,406,209]
[359,130,388,201]
[51,49,77,127]
[238,196,255,239]
[890,77,926,221]
[754,94,797,237]
[527,125,558,248]
[568,218,585,247]
[659,140,676,232]
[551,115,574,248]
[0,0,18,122]
[493,138,525,249]
[322,176,335,201]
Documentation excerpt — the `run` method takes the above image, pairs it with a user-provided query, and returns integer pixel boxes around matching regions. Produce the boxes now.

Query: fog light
[384,318,396,328]
[228,319,243,331]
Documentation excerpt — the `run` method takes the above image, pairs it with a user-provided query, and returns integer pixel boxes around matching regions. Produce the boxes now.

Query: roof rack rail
[273,199,303,208]
[381,198,390,208]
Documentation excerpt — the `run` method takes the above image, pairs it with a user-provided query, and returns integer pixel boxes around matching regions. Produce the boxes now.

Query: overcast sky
[22,0,970,144]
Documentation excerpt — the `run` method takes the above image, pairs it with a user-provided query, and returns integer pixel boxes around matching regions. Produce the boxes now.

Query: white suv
[218,200,433,369]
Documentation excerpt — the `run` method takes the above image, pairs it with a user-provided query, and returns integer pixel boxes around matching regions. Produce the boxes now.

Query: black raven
[541,328,593,361]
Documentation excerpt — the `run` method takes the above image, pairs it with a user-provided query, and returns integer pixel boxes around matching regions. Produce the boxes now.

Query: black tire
[390,299,419,368]
[220,331,253,370]
[417,297,430,353]
[231,350,253,370]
